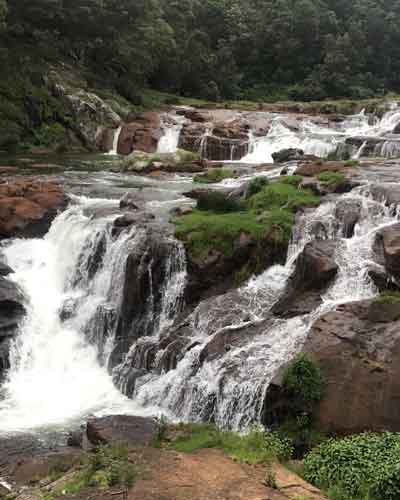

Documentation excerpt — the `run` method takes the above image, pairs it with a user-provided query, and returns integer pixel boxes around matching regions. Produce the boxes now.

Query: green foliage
[375,291,400,305]
[197,192,243,213]
[282,354,324,413]
[303,432,400,500]
[174,209,265,258]
[247,176,270,198]
[316,171,346,186]
[279,175,304,187]
[194,168,235,184]
[345,159,360,167]
[247,182,320,212]
[170,423,293,464]
[32,123,66,147]
[57,446,136,496]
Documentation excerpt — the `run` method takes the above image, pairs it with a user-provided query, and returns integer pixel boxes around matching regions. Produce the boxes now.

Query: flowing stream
[1,106,400,435]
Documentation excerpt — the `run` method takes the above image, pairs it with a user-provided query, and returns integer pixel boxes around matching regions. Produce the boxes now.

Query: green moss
[316,171,346,185]
[174,209,265,258]
[247,182,320,212]
[169,423,293,464]
[194,168,234,184]
[279,175,304,187]
[344,159,360,167]
[374,291,400,304]
[197,191,242,213]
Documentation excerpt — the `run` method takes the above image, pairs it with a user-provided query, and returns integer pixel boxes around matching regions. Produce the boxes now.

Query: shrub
[345,159,360,167]
[197,191,242,213]
[246,176,270,198]
[282,354,324,414]
[374,291,400,304]
[316,171,345,186]
[194,168,234,184]
[303,432,400,500]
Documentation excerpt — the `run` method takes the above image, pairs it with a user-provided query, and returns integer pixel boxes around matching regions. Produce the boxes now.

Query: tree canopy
[1,0,400,101]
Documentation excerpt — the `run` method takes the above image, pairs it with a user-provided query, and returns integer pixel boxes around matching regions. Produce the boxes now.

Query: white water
[0,198,159,434]
[157,114,186,154]
[106,126,122,155]
[241,104,400,163]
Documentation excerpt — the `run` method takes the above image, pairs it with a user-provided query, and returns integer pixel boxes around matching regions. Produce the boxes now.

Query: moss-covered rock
[122,149,203,174]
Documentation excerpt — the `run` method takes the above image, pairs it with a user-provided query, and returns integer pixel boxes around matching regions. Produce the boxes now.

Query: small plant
[194,168,234,184]
[264,466,278,490]
[279,175,304,187]
[246,176,270,198]
[317,171,345,186]
[345,159,360,167]
[155,414,169,443]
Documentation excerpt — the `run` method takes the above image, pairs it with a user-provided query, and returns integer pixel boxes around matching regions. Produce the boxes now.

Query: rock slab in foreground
[86,415,157,447]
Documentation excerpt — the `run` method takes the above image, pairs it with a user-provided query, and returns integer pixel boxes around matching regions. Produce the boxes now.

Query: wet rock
[0,178,68,239]
[86,415,156,447]
[368,263,399,292]
[117,112,161,155]
[120,192,141,210]
[374,223,400,281]
[273,240,338,318]
[112,212,156,234]
[296,160,348,177]
[272,148,304,163]
[122,149,204,174]
[334,199,362,238]
[393,122,400,134]
[368,183,400,208]
[0,257,13,277]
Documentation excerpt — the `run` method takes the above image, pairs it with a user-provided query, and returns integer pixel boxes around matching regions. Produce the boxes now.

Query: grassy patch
[317,171,346,185]
[197,191,243,213]
[247,182,320,212]
[194,168,235,184]
[303,432,400,500]
[53,446,136,497]
[279,175,304,187]
[374,291,400,304]
[246,176,270,198]
[344,159,360,167]
[169,423,293,464]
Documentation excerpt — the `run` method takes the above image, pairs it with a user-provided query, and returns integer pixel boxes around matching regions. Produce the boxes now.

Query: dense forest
[1,0,400,149]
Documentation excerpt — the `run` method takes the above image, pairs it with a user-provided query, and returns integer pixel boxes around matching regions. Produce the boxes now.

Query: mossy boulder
[122,149,203,174]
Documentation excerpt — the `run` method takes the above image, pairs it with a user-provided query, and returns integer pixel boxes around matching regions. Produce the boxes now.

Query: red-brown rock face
[0,178,68,239]
[117,112,161,155]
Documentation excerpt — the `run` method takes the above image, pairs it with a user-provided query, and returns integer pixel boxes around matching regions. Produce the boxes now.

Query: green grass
[344,159,360,167]
[279,175,304,187]
[317,171,346,185]
[194,168,235,184]
[247,182,320,212]
[374,291,400,304]
[174,206,294,259]
[170,424,293,464]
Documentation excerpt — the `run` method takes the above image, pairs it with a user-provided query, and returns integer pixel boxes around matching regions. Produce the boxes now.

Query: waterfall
[107,126,122,155]
[157,114,186,154]
[0,197,186,433]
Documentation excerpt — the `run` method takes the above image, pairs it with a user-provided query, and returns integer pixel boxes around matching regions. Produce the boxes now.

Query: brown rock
[0,178,68,239]
[86,415,157,447]
[117,112,161,155]
[374,223,400,280]
[296,161,347,176]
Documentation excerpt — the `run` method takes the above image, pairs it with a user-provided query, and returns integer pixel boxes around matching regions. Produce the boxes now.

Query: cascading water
[157,114,186,154]
[106,126,122,155]
[0,196,186,433]
[241,104,400,163]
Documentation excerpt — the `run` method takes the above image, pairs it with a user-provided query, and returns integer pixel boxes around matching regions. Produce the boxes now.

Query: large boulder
[374,223,400,281]
[86,415,156,447]
[121,149,203,174]
[0,178,68,239]
[296,160,349,177]
[334,198,362,238]
[47,70,121,149]
[273,240,338,318]
[117,112,161,155]
[264,298,400,434]
[272,148,305,163]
